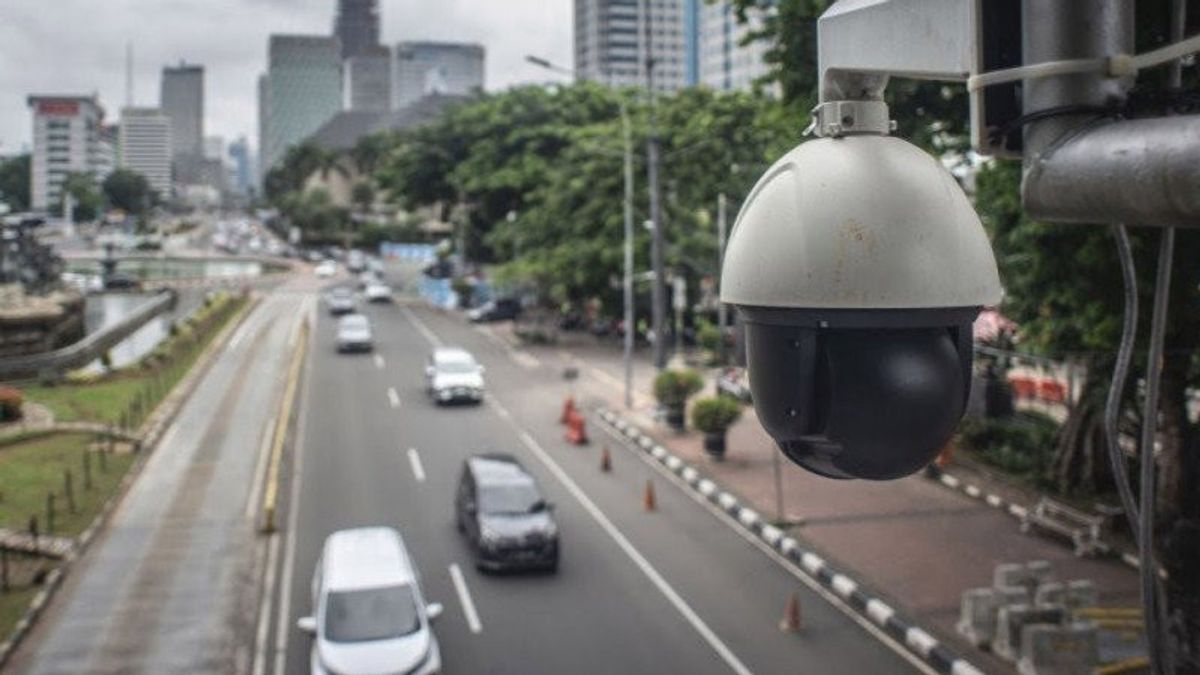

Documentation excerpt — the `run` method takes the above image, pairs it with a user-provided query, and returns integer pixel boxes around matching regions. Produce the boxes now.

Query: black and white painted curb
[594,406,986,675]
[926,469,1141,570]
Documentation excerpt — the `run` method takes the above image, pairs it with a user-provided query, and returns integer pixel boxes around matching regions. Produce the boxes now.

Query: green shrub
[0,385,24,421]
[691,396,742,434]
[697,321,722,354]
[958,413,1059,478]
[653,369,704,407]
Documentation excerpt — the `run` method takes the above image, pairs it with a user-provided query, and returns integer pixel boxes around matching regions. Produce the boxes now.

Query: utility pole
[643,0,667,370]
[716,192,728,364]
[622,100,635,410]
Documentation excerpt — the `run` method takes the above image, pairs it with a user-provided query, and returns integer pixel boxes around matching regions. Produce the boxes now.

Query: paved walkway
[490,322,1141,673]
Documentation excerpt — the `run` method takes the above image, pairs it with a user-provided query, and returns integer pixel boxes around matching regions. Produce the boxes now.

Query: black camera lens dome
[742,309,975,480]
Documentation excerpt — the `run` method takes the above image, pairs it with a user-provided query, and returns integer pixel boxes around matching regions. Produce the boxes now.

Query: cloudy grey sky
[0,0,572,155]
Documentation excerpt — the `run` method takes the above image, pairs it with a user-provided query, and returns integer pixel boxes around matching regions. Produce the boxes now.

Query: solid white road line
[387,387,400,409]
[592,421,940,675]
[448,563,482,634]
[157,422,180,454]
[402,307,443,347]
[407,447,426,483]
[497,402,752,675]
[374,354,386,370]
[409,305,749,674]
[228,317,253,352]
[273,315,314,675]
[244,415,277,520]
[252,531,281,675]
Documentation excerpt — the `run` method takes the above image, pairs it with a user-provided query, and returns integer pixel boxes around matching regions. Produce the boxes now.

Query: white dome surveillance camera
[721,133,1003,480]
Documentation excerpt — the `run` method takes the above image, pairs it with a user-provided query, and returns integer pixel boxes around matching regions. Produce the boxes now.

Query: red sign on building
[37,100,80,117]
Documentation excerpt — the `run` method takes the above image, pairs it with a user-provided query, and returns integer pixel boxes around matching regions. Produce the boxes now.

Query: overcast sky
[0,0,573,155]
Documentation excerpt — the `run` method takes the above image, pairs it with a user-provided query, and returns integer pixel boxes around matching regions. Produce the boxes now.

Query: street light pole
[621,101,635,410]
[524,54,638,407]
[643,7,667,370]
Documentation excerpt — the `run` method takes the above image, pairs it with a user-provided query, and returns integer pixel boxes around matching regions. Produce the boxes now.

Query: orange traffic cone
[643,480,656,512]
[779,591,802,633]
[600,446,612,473]
[560,396,576,425]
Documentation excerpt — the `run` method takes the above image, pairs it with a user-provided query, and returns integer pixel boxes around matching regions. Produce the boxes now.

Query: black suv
[455,454,559,572]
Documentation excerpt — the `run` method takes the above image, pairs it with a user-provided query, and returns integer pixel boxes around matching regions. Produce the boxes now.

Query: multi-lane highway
[11,262,925,674]
[263,265,924,675]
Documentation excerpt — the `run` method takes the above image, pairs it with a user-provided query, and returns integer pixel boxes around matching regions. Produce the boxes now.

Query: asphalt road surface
[12,265,924,675]
[268,272,923,674]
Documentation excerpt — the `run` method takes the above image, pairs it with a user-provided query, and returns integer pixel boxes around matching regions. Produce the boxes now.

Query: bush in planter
[691,396,742,458]
[0,385,24,422]
[653,369,704,430]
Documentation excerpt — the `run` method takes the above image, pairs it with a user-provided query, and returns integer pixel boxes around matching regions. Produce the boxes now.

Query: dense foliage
[0,153,30,211]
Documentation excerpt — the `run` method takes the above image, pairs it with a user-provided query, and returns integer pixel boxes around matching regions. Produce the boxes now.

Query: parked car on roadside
[298,527,443,675]
[455,454,559,573]
[467,298,521,323]
[424,347,485,405]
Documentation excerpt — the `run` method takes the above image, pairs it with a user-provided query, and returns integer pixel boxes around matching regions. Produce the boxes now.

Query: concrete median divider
[259,319,309,534]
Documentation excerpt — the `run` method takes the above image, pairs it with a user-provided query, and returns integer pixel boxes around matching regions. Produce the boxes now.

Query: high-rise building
[573,0,689,93]
[698,1,773,93]
[228,136,255,195]
[26,95,107,211]
[393,41,484,110]
[345,45,392,112]
[118,107,173,199]
[261,35,342,174]
[257,73,269,186]
[334,0,380,60]
[160,62,204,159]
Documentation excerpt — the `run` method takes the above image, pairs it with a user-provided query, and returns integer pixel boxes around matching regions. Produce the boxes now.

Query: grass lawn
[0,432,136,537]
[22,293,247,428]
[0,586,39,644]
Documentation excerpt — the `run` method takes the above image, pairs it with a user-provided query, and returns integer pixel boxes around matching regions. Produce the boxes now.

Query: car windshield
[340,316,369,330]
[331,289,352,299]
[479,482,541,514]
[324,585,420,643]
[437,360,477,374]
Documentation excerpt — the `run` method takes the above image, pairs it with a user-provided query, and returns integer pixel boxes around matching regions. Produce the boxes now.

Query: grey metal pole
[716,192,728,363]
[772,448,785,524]
[643,1,667,370]
[621,99,635,410]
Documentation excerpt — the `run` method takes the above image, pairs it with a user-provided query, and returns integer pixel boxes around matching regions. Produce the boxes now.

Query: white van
[298,527,443,675]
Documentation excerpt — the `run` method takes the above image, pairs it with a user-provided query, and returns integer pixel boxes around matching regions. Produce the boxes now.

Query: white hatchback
[299,527,443,675]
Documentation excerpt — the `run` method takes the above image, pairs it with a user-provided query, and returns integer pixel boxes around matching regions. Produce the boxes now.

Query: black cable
[1104,225,1141,544]
[1141,226,1176,675]
[987,104,1116,147]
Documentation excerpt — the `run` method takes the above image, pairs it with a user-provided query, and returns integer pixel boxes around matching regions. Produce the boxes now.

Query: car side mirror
[297,616,317,634]
[425,366,435,377]
[426,603,444,621]
[478,365,486,374]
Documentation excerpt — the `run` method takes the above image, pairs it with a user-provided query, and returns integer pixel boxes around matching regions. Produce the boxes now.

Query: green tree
[351,181,376,218]
[0,153,31,211]
[102,168,155,215]
[59,172,103,221]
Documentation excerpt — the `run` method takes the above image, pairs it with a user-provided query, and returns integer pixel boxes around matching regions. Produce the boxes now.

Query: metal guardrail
[0,290,176,380]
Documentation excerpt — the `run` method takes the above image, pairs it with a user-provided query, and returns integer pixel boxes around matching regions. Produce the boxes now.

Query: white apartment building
[573,0,689,93]
[698,1,773,93]
[119,107,173,199]
[26,95,107,211]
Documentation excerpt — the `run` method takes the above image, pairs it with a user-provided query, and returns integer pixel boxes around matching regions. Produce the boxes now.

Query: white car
[336,314,374,352]
[365,282,392,303]
[299,527,443,675]
[425,347,485,405]
[315,260,337,278]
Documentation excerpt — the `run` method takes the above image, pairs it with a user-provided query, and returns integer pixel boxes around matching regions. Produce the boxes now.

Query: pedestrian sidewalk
[489,322,1141,672]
